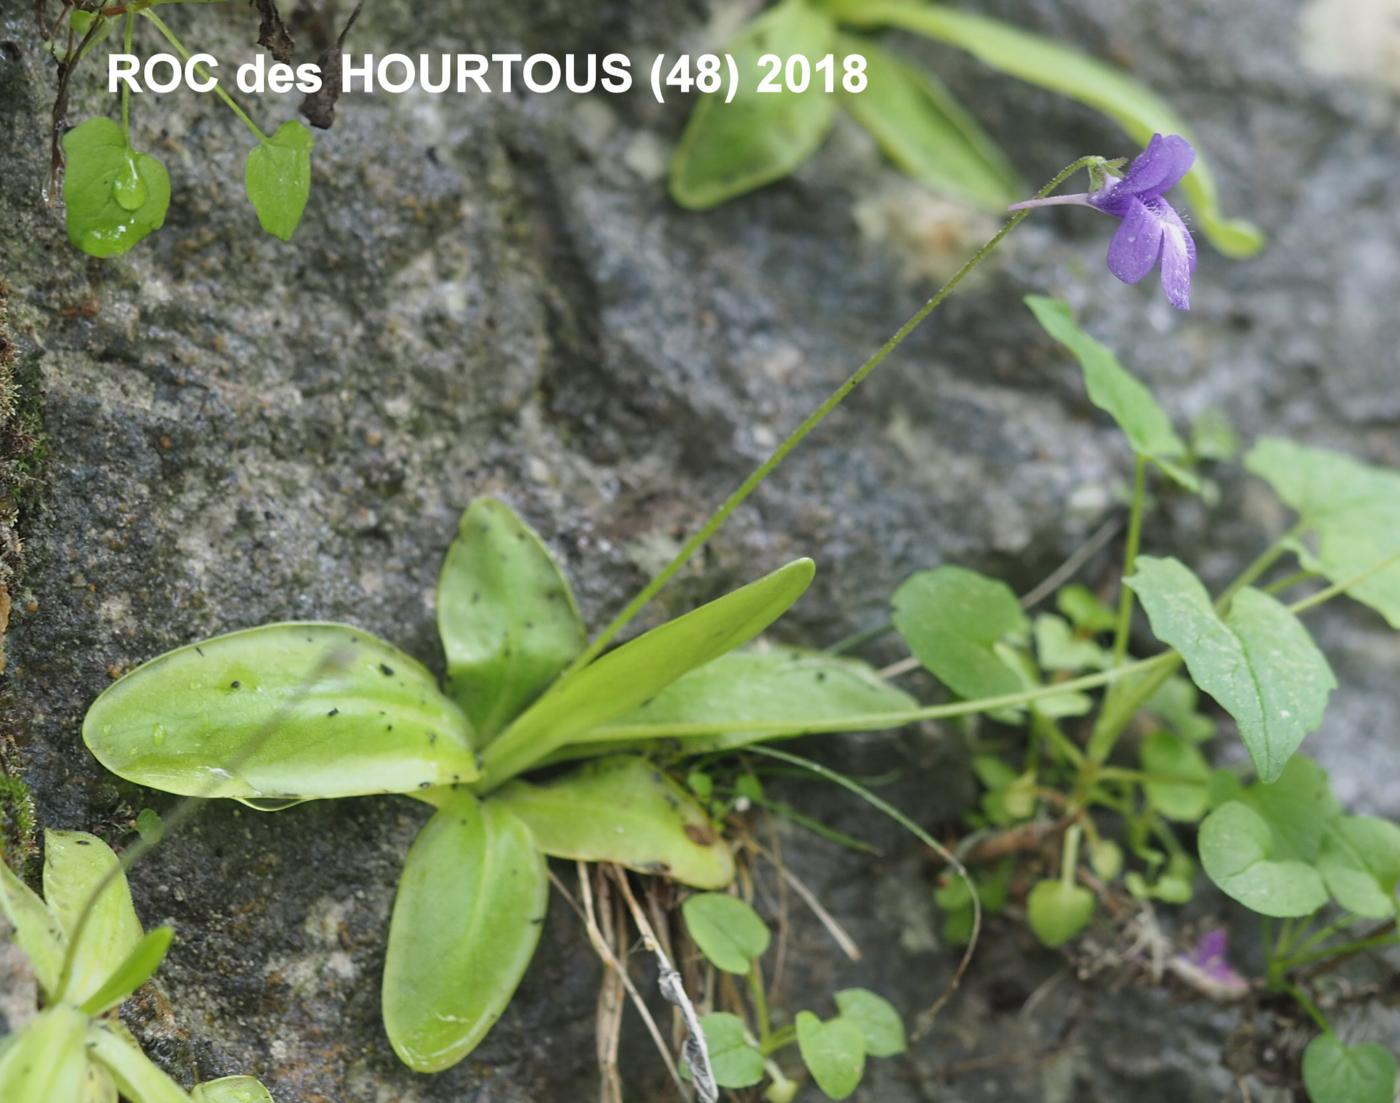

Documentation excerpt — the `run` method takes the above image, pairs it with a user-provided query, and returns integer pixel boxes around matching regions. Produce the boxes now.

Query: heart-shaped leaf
[436,498,585,742]
[1246,438,1400,629]
[795,1011,866,1100]
[1034,613,1109,673]
[892,566,1027,699]
[383,790,547,1072]
[833,988,906,1057]
[43,830,144,1007]
[245,119,314,240]
[1026,297,1197,490]
[838,34,1019,208]
[670,0,837,208]
[87,1024,189,1103]
[480,558,815,786]
[62,117,170,257]
[1317,816,1400,919]
[1026,879,1095,947]
[494,755,735,888]
[1199,800,1328,918]
[191,1078,276,1103]
[697,1013,766,1089]
[554,646,916,758]
[683,892,770,974]
[0,1006,88,1102]
[1126,556,1336,782]
[1302,1033,1397,1103]
[84,623,478,805]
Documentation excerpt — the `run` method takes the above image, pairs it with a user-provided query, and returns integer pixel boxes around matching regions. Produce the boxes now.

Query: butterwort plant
[0,829,275,1103]
[78,137,1252,1085]
[81,499,919,1073]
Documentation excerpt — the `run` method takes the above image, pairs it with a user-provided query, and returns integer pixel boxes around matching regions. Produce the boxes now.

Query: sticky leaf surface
[383,790,547,1072]
[437,498,585,741]
[84,623,478,804]
[494,755,734,888]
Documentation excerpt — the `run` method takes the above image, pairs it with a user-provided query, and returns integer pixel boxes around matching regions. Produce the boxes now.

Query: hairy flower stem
[563,156,1109,677]
[120,13,133,135]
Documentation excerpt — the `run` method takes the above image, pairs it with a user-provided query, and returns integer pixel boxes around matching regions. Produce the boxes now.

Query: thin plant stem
[1283,984,1331,1033]
[584,653,1171,742]
[1263,568,1319,595]
[562,156,1108,679]
[747,959,772,1050]
[744,744,981,1039]
[1059,824,1082,885]
[1111,456,1148,666]
[1215,523,1307,612]
[121,12,133,135]
[140,10,268,141]
[1286,551,1400,615]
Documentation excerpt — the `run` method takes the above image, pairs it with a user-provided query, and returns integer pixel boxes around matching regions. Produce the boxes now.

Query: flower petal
[1105,197,1165,286]
[1117,134,1196,200]
[1155,199,1196,310]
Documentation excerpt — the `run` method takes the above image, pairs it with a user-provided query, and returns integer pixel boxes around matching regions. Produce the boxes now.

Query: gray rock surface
[2,0,1398,1099]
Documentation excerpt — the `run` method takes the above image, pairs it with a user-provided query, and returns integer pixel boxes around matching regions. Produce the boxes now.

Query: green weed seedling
[682,891,905,1102]
[49,1,315,256]
[0,828,273,1103]
[670,0,1261,258]
[901,297,1400,1103]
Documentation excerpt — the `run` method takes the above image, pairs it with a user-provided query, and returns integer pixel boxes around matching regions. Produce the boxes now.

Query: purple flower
[1173,928,1249,997]
[1011,134,1199,311]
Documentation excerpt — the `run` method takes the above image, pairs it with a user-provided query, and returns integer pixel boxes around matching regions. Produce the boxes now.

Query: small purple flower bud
[1010,134,1199,311]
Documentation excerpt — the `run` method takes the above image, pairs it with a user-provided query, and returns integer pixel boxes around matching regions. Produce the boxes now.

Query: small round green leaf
[833,988,906,1057]
[63,117,170,257]
[682,892,770,974]
[1026,879,1095,948]
[795,1011,866,1100]
[891,566,1027,700]
[697,1012,765,1089]
[192,1076,277,1103]
[245,119,314,241]
[1302,1033,1397,1103]
[1199,800,1328,918]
